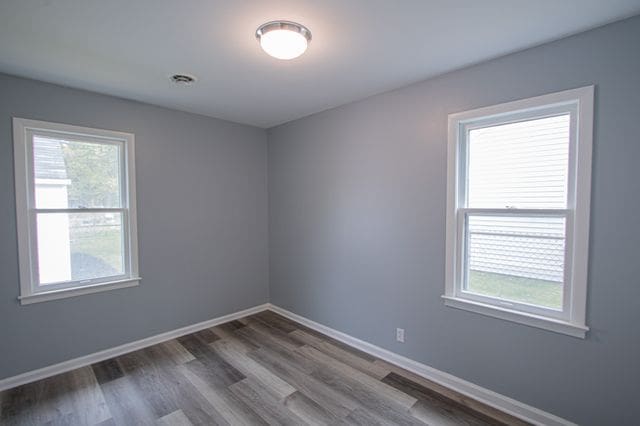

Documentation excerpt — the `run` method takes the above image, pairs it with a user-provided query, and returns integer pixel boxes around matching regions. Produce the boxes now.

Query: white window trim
[13,118,141,305]
[443,86,594,338]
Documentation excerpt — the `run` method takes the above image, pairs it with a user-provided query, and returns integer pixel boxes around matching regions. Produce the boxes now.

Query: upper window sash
[457,104,578,211]
[27,129,128,211]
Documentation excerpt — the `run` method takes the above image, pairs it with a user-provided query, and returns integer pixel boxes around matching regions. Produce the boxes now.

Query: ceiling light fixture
[256,21,311,60]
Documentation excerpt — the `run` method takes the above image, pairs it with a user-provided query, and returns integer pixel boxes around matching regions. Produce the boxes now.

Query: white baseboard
[267,303,575,426]
[0,303,270,392]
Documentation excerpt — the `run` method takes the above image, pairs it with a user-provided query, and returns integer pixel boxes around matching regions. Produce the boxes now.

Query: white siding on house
[468,114,570,209]
[468,215,565,282]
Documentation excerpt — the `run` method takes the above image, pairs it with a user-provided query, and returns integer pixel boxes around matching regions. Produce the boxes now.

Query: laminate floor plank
[236,317,251,326]
[332,408,386,426]
[252,311,299,333]
[264,313,378,363]
[229,378,307,425]
[298,345,417,410]
[192,329,220,344]
[117,348,224,425]
[210,339,296,401]
[63,366,112,425]
[92,359,124,385]
[382,372,493,426]
[1,366,111,426]
[176,334,245,386]
[99,375,156,426]
[245,319,306,352]
[236,325,317,372]
[1,312,527,426]
[248,347,357,419]
[0,374,74,425]
[283,390,339,425]
[159,339,196,365]
[290,329,390,379]
[210,324,260,353]
[309,365,425,426]
[156,409,193,426]
[249,343,416,425]
[226,320,248,329]
[177,360,266,425]
[373,360,527,426]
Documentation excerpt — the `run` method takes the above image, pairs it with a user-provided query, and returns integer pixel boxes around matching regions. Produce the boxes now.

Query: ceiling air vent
[170,74,196,85]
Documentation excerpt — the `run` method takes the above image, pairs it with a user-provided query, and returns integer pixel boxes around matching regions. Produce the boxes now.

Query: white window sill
[19,277,141,305]
[442,295,588,338]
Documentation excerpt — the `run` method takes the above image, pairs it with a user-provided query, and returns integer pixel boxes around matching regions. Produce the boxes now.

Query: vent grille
[170,74,196,85]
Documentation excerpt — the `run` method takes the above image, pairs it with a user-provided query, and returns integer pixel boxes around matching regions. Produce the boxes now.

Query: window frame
[13,118,140,305]
[443,86,594,338]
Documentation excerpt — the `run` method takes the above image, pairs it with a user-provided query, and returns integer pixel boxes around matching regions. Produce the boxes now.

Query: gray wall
[0,73,269,380]
[268,16,640,425]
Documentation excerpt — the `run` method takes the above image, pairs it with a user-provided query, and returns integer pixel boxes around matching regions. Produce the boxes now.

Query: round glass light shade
[256,21,311,60]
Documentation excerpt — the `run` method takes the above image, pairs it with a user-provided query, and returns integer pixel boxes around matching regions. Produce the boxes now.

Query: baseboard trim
[0,303,270,392]
[267,303,575,426]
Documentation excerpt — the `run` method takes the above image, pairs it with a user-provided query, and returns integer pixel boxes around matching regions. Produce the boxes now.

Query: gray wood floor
[0,311,528,425]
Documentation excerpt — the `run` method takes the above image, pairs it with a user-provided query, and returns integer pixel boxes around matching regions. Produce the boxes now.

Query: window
[13,118,140,304]
[444,87,594,338]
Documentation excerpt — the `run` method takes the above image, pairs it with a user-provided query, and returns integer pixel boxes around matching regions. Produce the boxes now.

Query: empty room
[1,1,639,425]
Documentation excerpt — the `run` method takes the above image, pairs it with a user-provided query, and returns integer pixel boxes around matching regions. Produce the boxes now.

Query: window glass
[33,136,122,209]
[467,114,570,209]
[36,212,125,284]
[464,214,565,310]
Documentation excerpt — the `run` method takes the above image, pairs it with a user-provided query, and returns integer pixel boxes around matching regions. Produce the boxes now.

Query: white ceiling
[1,1,639,128]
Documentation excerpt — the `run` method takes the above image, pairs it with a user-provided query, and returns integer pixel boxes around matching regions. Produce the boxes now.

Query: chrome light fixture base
[255,21,312,42]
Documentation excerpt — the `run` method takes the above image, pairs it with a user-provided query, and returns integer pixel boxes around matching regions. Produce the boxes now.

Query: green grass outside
[467,270,562,309]
[70,226,123,272]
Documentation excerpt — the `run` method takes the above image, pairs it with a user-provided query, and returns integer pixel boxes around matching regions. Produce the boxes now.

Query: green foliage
[61,141,120,208]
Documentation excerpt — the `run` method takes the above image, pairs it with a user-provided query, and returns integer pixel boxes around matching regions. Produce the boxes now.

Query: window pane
[467,114,570,209]
[33,136,122,208]
[37,212,124,284]
[465,215,565,309]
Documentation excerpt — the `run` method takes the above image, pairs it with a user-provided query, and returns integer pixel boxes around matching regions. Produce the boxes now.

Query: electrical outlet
[396,328,405,343]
